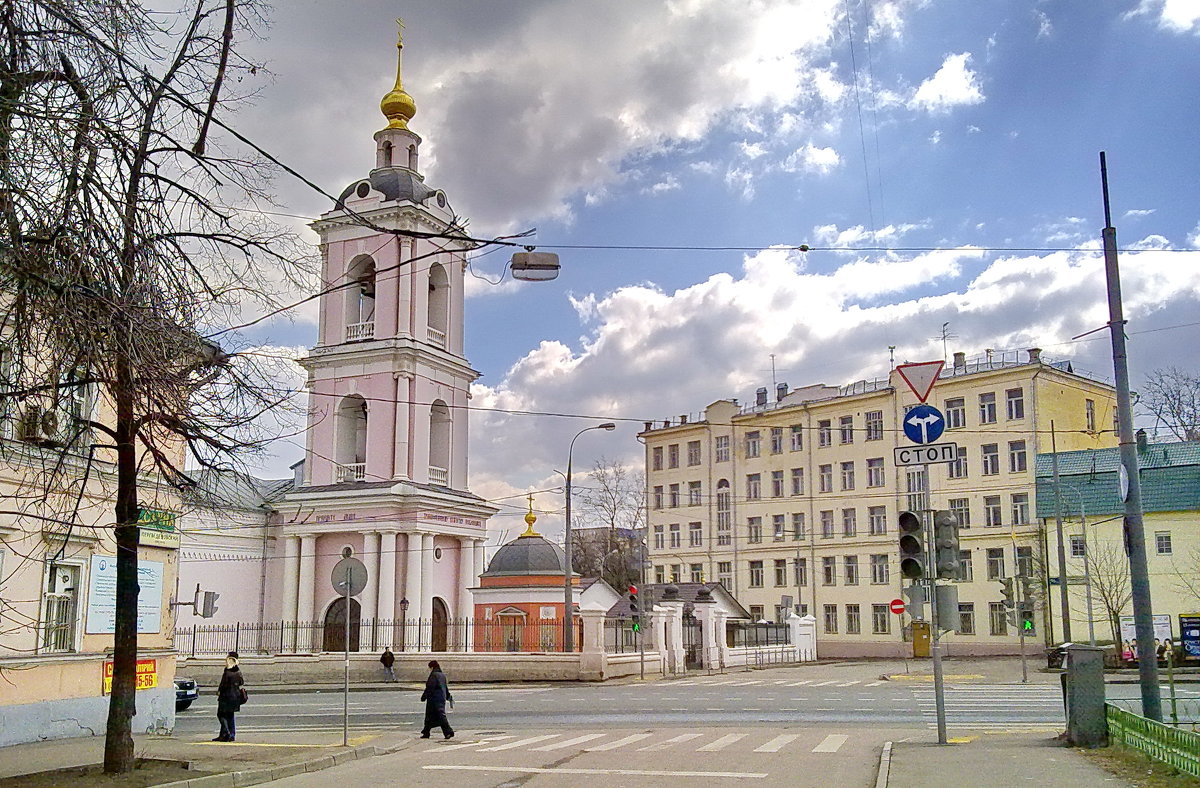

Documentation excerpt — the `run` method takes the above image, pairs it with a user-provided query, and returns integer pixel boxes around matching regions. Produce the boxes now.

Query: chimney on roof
[776,382,789,401]
[1136,428,1148,453]
[662,419,671,428]
[756,387,768,406]
[1027,347,1042,363]
[679,415,688,424]
[952,351,966,371]
[643,421,653,432]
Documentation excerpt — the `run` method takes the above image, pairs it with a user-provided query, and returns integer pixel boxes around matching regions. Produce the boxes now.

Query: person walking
[419,660,453,739]
[380,647,397,682]
[214,651,245,742]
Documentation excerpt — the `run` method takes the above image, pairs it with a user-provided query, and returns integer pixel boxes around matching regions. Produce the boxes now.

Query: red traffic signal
[628,585,638,595]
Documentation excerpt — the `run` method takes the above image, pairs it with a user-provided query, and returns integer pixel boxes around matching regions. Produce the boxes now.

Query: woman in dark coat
[214,651,245,742]
[419,660,453,739]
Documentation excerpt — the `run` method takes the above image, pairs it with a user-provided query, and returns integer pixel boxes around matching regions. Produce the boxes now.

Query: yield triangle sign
[896,360,944,403]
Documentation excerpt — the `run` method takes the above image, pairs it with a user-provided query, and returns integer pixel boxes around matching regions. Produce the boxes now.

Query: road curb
[875,741,892,788]
[150,743,382,788]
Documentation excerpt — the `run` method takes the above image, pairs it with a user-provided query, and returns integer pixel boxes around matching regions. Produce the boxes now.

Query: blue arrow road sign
[903,404,945,444]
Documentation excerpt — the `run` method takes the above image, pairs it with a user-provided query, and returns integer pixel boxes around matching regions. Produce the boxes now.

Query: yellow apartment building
[641,348,1117,657]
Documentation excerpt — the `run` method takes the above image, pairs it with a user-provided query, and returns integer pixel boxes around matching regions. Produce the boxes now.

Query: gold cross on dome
[396,17,405,47]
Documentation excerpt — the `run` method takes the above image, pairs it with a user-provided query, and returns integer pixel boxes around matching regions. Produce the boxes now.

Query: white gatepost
[648,609,670,672]
[788,613,818,662]
[690,592,724,672]
[579,609,607,680]
[656,597,686,675]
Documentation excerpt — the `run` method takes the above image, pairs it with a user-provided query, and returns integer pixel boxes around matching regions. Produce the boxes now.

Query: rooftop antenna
[888,345,896,368]
[931,322,957,362]
[769,353,777,391]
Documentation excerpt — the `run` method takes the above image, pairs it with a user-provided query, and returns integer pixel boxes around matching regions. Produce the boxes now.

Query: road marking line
[195,742,332,748]
[837,681,861,686]
[729,680,762,686]
[584,733,653,751]
[423,765,767,779]
[867,681,885,687]
[698,733,747,751]
[813,734,848,753]
[785,680,813,686]
[707,680,739,686]
[532,733,606,751]
[639,733,704,751]
[754,734,800,752]
[478,734,559,751]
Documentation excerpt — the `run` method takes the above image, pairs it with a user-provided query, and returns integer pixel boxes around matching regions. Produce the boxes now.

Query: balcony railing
[345,321,375,342]
[428,465,448,486]
[427,326,446,348]
[338,463,366,483]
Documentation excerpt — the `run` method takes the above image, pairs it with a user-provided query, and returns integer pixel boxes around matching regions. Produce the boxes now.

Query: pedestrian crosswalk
[670,678,887,688]
[911,684,1064,731]
[425,730,853,755]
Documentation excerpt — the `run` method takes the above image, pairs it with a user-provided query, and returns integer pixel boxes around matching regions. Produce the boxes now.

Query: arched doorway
[431,597,449,652]
[323,597,361,653]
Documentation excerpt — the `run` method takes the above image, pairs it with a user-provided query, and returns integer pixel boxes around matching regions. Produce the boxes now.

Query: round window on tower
[434,547,443,561]
[436,191,446,208]
[356,181,370,198]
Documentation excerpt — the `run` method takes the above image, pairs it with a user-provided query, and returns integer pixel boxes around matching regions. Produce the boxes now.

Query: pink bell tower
[276,23,494,649]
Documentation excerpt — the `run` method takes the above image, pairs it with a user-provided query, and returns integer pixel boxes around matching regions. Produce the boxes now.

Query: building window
[1006,388,1025,420]
[959,550,974,581]
[746,474,761,500]
[868,505,887,535]
[687,440,701,466]
[749,560,764,587]
[652,525,665,549]
[984,496,1002,527]
[790,468,804,496]
[948,445,968,479]
[840,461,855,490]
[690,563,704,583]
[839,415,854,444]
[652,446,663,471]
[846,604,861,634]
[790,425,803,451]
[688,481,702,506]
[747,517,763,543]
[774,605,788,624]
[842,508,857,537]
[42,564,79,653]
[668,483,680,508]
[717,561,732,587]
[689,522,703,547]
[745,431,761,458]
[792,513,806,540]
[668,444,679,469]
[715,435,730,462]
[870,554,890,584]
[906,468,928,512]
[959,603,976,635]
[817,420,832,447]
[866,458,885,487]
[1011,493,1029,525]
[989,602,1009,636]
[948,497,971,529]
[1157,532,1173,555]
[819,464,833,493]
[794,558,808,586]
[820,510,835,538]
[669,523,681,548]
[823,604,838,634]
[822,556,837,585]
[1085,399,1097,432]
[981,444,1000,475]
[986,547,1005,580]
[655,565,665,584]
[771,470,785,497]
[1008,440,1027,473]
[653,486,663,510]
[1016,545,1034,578]
[979,392,997,424]
[844,555,860,585]
[750,605,765,621]
[774,559,788,586]
[865,410,884,441]
[716,480,731,545]
[872,604,891,634]
[770,427,784,454]
[945,397,966,429]
[773,514,786,542]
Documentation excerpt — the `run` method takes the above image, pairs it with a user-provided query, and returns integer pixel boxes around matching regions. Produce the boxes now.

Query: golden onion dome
[380,20,416,130]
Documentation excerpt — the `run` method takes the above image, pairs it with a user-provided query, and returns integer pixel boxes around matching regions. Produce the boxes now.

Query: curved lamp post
[563,422,616,651]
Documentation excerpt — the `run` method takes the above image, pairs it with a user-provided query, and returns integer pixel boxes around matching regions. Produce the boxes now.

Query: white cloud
[1123,208,1157,219]
[641,174,681,195]
[1034,9,1054,38]
[909,52,985,113]
[781,143,841,174]
[929,129,943,144]
[1125,0,1200,33]
[738,141,769,160]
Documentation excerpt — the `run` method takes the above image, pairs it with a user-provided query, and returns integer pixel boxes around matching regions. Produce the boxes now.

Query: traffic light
[628,585,640,632]
[898,511,925,579]
[200,590,220,618]
[999,577,1016,627]
[1017,602,1035,635]
[932,509,961,579]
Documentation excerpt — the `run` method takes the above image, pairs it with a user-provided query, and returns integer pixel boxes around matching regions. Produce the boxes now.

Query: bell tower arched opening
[336,395,368,482]
[344,256,376,342]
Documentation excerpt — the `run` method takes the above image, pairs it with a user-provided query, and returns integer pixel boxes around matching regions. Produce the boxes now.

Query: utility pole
[1050,422,1071,642]
[1099,151,1161,720]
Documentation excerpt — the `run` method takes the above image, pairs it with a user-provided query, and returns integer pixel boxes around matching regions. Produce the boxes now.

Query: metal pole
[1051,422,1072,642]
[1081,505,1096,646]
[1100,151,1161,721]
[343,566,350,748]
[563,451,574,653]
[1018,578,1028,683]
[922,465,947,745]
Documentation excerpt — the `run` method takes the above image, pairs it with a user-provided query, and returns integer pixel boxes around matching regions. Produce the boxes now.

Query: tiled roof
[1034,440,1200,517]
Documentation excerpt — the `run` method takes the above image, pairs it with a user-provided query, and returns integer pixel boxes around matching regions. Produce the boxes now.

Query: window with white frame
[846,603,861,634]
[42,564,79,653]
[750,605,764,620]
[717,561,732,587]
[668,444,679,469]
[823,604,838,633]
[945,397,966,429]
[794,558,808,586]
[868,505,887,535]
[771,469,785,497]
[790,425,803,451]
[984,495,1002,527]
[792,512,806,540]
[1085,399,1096,432]
[989,602,1008,636]
[748,560,764,587]
[948,445,968,479]
[959,550,974,581]
[745,431,761,458]
[819,464,833,493]
[865,410,884,440]
[746,474,761,500]
[840,461,855,490]
[906,468,928,512]
[668,483,680,507]
[979,392,997,424]
[670,564,681,583]
[822,556,837,585]
[773,514,786,541]
[867,457,885,487]
[817,420,832,447]
[1157,531,1173,555]
[747,517,763,543]
[839,415,854,444]
[948,497,971,529]
[842,508,857,537]
[690,563,704,583]
[774,559,788,586]
[1011,493,1029,525]
[669,523,681,548]
[653,485,663,510]
[652,446,663,471]
[981,444,1000,475]
[820,510,835,538]
[1016,545,1034,578]
[844,555,859,585]
[1070,534,1085,558]
[790,467,804,496]
[688,480,702,506]
[870,553,890,584]
[1006,388,1025,420]
[687,440,701,466]
[872,604,891,634]
[986,547,1005,580]
[1008,440,1027,473]
[716,480,732,545]
[715,435,730,462]
[688,522,702,547]
[653,524,665,549]
[655,565,665,584]
[959,603,976,635]
[770,427,784,454]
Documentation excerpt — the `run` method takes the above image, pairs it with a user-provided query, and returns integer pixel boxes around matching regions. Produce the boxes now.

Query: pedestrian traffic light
[200,590,220,618]
[898,511,925,579]
[932,509,961,580]
[999,577,1015,608]
[628,585,640,632]
[1017,601,1035,634]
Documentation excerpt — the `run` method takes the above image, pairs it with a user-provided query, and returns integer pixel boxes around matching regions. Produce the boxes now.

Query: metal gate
[682,613,703,669]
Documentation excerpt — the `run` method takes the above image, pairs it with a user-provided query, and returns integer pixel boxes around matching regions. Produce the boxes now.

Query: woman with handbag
[214,651,245,742]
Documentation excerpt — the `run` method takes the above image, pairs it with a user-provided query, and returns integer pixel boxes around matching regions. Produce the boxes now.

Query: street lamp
[399,597,409,652]
[563,422,617,652]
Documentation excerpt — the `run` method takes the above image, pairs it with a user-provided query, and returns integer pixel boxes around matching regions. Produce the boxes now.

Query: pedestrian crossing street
[424,730,855,755]
[667,678,888,688]
[911,683,1065,731]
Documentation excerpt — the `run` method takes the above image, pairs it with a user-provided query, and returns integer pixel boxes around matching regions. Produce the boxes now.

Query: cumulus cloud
[781,143,842,174]
[1125,0,1200,33]
[909,53,985,112]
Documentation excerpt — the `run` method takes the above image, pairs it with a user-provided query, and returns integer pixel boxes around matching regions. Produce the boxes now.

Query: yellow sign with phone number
[102,659,157,694]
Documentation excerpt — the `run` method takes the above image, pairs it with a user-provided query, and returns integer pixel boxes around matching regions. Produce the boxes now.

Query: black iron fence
[726,621,790,648]
[604,617,657,654]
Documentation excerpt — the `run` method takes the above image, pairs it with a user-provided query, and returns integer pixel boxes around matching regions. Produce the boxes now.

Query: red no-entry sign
[889,598,906,615]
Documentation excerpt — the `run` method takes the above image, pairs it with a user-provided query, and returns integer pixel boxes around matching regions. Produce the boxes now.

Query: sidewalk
[885,734,1133,788]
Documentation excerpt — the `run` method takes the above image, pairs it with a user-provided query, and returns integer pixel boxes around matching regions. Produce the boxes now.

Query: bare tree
[1084,541,1133,647]
[572,457,645,591]
[1140,367,1200,441]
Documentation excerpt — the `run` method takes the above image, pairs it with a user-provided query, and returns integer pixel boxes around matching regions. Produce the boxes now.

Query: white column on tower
[296,535,317,623]
[420,533,435,622]
[474,539,486,581]
[281,535,300,621]
[378,531,397,636]
[457,537,475,619]
[404,531,423,649]
[363,531,381,622]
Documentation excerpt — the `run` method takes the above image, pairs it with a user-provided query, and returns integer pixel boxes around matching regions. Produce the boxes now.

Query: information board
[102,658,158,694]
[85,555,164,634]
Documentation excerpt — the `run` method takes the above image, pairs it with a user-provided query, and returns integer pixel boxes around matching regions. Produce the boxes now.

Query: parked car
[174,676,199,711]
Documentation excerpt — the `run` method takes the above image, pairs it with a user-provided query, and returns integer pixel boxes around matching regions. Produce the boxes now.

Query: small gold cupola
[521,493,541,537]
[379,19,417,130]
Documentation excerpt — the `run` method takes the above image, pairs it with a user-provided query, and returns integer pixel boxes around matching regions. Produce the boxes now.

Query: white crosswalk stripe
[697,733,747,751]
[638,733,705,751]
[754,734,801,752]
[478,734,559,751]
[531,733,607,751]
[428,731,868,755]
[911,683,1064,731]
[584,733,653,751]
[812,734,848,752]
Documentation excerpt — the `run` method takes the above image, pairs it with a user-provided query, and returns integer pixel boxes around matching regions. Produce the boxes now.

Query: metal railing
[726,621,790,648]
[1107,702,1200,777]
[604,618,657,654]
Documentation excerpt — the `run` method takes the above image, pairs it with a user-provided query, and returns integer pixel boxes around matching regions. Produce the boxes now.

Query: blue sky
[233,0,1200,535]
